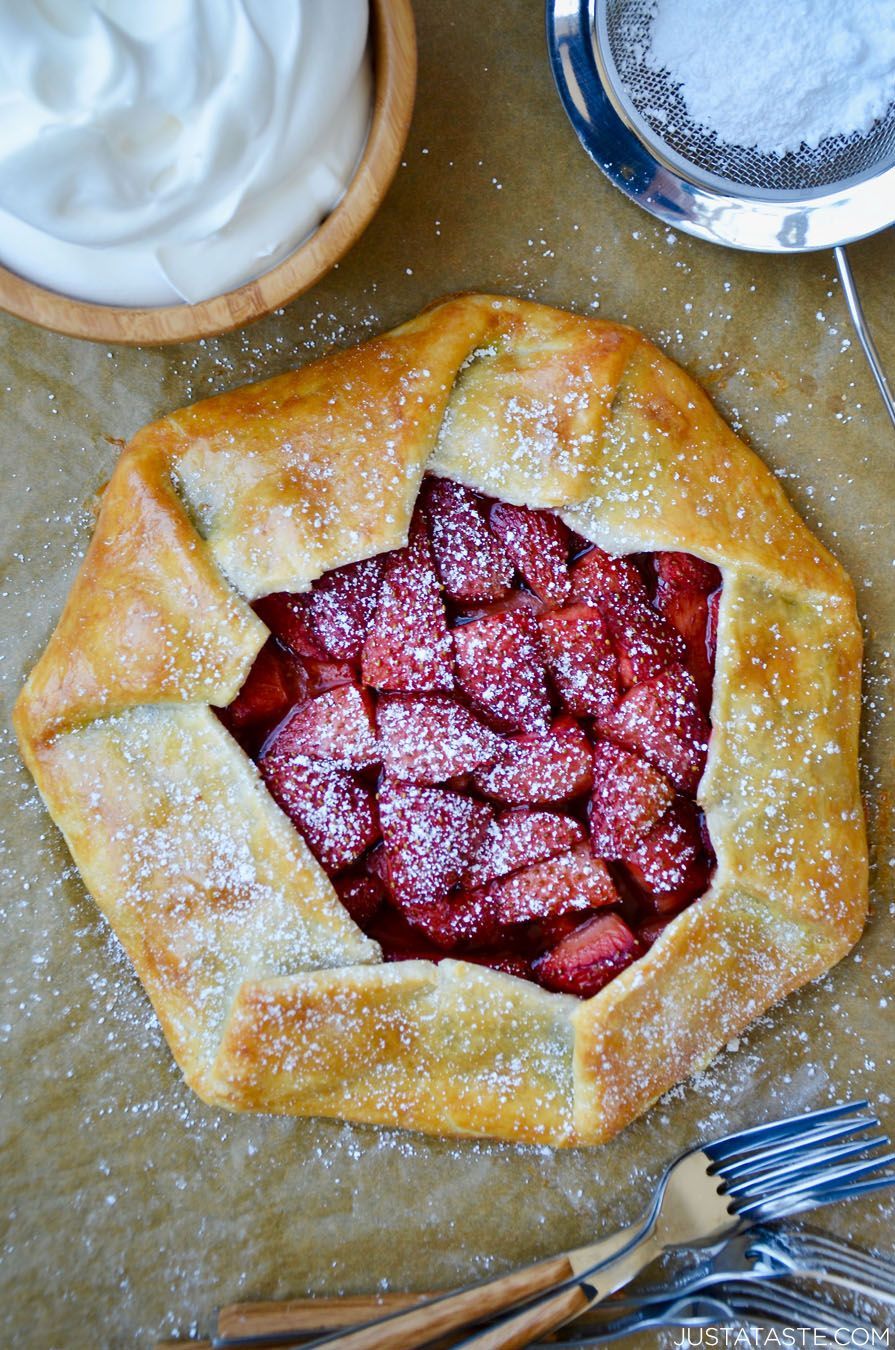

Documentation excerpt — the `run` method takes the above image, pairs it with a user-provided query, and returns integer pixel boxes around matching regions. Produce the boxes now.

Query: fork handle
[289,1254,573,1350]
[451,1232,661,1350]
[293,1223,646,1350]
[449,1282,593,1350]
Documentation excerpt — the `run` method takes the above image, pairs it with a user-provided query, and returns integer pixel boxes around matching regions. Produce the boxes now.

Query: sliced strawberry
[219,639,306,736]
[461,809,585,888]
[300,657,357,696]
[464,950,534,980]
[488,844,618,925]
[403,890,502,950]
[364,844,393,891]
[654,554,722,711]
[423,477,513,602]
[524,912,584,955]
[253,592,325,658]
[489,501,571,603]
[622,798,710,914]
[378,781,493,908]
[570,546,649,606]
[567,527,595,558]
[538,602,619,717]
[654,586,712,707]
[334,872,387,925]
[598,665,710,795]
[237,491,725,983]
[473,716,593,805]
[362,519,453,692]
[452,588,547,625]
[654,551,721,595]
[534,912,638,997]
[306,556,384,661]
[269,684,379,768]
[376,693,503,785]
[602,593,685,687]
[370,901,527,965]
[259,752,379,873]
[638,917,673,949]
[452,607,551,733]
[589,740,675,858]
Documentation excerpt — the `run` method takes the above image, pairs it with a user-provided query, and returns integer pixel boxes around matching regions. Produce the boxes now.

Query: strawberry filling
[222,476,721,998]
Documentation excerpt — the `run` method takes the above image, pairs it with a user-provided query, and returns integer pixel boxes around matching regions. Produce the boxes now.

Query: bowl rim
[0,0,416,346]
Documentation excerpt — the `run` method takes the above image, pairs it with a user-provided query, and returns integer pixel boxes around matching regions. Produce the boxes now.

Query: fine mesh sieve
[600,0,895,196]
[547,0,895,427]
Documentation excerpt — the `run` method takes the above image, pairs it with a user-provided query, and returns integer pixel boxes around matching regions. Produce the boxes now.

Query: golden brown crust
[14,293,868,1145]
[210,961,577,1144]
[702,573,865,939]
[23,704,379,1091]
[571,888,845,1143]
[17,430,266,744]
[172,296,504,599]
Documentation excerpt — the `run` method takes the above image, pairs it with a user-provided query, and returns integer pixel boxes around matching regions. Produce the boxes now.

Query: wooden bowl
[0,0,416,346]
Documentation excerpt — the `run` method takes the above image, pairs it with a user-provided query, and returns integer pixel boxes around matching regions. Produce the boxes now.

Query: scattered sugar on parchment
[642,0,895,156]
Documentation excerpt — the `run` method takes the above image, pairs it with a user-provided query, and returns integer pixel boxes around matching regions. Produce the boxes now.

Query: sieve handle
[834,244,895,433]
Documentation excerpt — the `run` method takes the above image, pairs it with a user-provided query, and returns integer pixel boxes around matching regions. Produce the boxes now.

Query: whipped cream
[0,0,371,306]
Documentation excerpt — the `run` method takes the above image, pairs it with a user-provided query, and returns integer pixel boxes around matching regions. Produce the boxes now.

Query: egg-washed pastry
[14,294,867,1145]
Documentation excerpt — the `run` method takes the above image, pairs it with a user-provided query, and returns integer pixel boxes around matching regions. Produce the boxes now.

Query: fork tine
[724,1135,890,1197]
[727,1279,868,1333]
[736,1151,895,1218]
[705,1100,872,1163]
[793,1227,895,1262]
[714,1116,879,1180]
[784,1245,895,1301]
[790,1228,895,1287]
[763,1169,895,1219]
[746,1226,895,1305]
[725,1283,868,1336]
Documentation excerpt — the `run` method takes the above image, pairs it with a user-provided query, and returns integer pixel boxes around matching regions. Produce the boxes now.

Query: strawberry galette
[15,294,867,1145]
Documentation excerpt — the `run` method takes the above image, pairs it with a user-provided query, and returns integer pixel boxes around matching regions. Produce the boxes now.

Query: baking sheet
[1,3,893,1345]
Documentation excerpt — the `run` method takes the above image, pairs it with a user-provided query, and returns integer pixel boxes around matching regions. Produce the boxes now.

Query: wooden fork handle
[451,1281,592,1350]
[454,1228,661,1350]
[293,1254,575,1350]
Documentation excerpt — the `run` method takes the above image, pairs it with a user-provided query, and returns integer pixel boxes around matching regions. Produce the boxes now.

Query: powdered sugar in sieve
[601,0,895,194]
[547,0,895,428]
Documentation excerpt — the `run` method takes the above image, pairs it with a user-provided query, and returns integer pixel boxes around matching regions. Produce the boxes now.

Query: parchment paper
[1,4,893,1346]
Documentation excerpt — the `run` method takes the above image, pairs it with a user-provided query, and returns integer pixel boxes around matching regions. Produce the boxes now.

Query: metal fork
[754,1226,895,1303]
[617,1222,895,1308]
[228,1101,891,1350]
[723,1281,874,1337]
[528,1292,746,1346]
[446,1103,892,1350]
[532,1278,875,1347]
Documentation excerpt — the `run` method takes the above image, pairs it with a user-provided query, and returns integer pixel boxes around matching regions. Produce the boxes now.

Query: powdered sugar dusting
[642,0,895,157]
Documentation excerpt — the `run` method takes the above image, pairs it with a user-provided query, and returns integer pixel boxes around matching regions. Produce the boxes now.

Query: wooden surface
[0,0,417,345]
